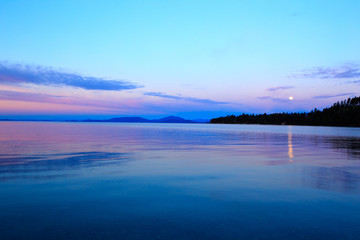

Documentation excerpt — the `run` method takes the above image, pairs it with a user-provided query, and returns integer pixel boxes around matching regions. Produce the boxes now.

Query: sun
[289,96,294,100]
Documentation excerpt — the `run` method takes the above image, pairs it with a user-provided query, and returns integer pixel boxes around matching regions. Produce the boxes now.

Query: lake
[0,122,360,239]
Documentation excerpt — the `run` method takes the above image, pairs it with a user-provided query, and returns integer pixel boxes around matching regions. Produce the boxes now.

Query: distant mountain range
[0,116,210,123]
[83,116,203,123]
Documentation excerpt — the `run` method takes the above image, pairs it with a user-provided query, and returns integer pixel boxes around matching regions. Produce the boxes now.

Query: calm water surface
[0,122,360,239]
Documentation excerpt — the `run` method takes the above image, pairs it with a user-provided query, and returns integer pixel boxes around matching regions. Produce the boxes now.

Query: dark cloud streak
[312,93,355,99]
[144,92,230,104]
[291,64,360,79]
[258,96,291,103]
[0,62,141,91]
[266,86,293,91]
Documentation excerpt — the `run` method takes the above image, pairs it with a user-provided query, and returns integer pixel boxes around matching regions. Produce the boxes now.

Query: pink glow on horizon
[0,100,120,114]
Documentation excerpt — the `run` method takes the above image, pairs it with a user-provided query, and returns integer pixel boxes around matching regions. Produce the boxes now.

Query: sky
[0,0,359,120]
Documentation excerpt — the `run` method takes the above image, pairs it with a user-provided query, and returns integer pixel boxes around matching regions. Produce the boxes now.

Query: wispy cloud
[312,93,355,99]
[290,64,360,79]
[266,86,294,92]
[144,92,231,104]
[0,62,141,91]
[258,96,292,103]
[0,90,134,110]
[0,90,64,103]
[334,68,360,78]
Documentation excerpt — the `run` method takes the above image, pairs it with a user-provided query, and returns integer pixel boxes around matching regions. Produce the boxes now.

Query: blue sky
[0,0,359,119]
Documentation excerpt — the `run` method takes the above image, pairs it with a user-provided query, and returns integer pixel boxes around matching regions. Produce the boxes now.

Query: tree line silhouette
[210,96,360,127]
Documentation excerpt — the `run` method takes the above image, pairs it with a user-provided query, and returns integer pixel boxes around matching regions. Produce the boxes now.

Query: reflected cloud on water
[0,151,131,181]
[301,165,360,193]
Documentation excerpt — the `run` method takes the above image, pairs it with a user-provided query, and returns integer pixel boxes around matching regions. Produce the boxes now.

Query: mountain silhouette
[84,116,194,123]
[153,116,194,123]
[107,117,151,122]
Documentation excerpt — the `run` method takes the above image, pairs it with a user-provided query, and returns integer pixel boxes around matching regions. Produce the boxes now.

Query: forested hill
[210,96,360,127]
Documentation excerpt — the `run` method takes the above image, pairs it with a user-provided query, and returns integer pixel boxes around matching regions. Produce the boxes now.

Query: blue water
[0,122,360,239]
